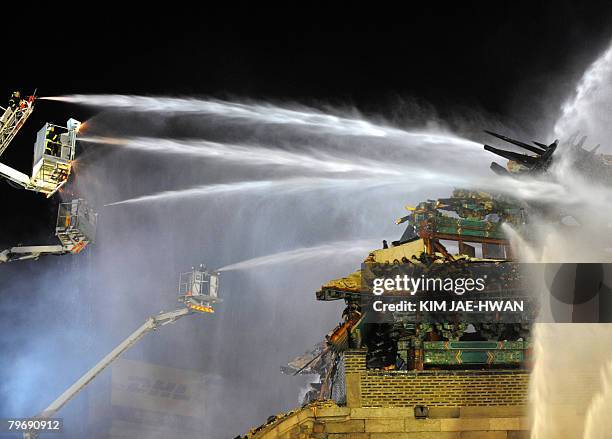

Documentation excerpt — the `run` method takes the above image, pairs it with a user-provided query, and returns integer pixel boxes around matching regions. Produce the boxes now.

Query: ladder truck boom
[0,162,31,187]
[34,309,190,423]
[0,91,35,158]
[0,244,67,263]
[22,266,220,438]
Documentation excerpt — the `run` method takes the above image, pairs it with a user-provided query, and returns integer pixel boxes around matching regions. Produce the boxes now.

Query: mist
[1,99,477,438]
[3,41,612,439]
[521,42,612,439]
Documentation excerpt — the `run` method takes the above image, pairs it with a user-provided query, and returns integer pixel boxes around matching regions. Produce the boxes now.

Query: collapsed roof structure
[282,130,612,406]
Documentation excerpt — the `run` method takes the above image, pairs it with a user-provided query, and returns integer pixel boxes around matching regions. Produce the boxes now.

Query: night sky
[2,3,612,241]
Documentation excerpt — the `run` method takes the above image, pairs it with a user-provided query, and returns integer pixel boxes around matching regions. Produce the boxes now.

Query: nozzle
[67,118,82,132]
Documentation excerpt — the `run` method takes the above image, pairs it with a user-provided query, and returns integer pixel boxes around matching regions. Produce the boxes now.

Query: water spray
[45,95,481,151]
[80,136,405,177]
[216,238,382,272]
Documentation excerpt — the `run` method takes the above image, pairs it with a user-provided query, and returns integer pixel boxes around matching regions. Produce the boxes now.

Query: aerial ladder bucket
[0,90,81,197]
[0,199,97,263]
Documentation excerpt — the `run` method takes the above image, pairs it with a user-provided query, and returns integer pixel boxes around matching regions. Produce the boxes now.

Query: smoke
[502,42,612,439]
[582,361,612,439]
[0,256,96,437]
[4,98,475,438]
[4,40,612,439]
[554,44,612,152]
[529,325,612,439]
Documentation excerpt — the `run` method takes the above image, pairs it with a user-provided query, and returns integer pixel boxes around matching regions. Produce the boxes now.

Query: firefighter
[45,126,61,156]
[8,91,21,109]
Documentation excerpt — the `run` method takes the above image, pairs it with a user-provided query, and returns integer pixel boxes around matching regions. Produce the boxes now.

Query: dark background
[2,2,612,241]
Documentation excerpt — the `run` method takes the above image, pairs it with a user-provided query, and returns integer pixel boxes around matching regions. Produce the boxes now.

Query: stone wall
[246,350,531,438]
[247,401,529,439]
[344,350,529,408]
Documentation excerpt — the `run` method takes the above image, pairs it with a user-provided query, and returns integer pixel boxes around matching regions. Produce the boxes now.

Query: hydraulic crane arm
[21,264,218,439]
[0,245,67,263]
[0,162,31,187]
[45,308,188,417]
[23,308,190,439]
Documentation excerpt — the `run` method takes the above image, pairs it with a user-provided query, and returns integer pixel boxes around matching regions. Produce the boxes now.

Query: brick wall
[344,350,530,408]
